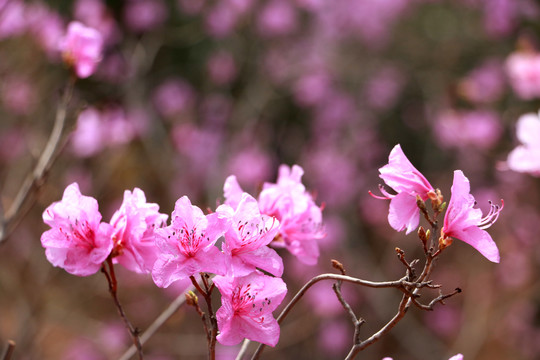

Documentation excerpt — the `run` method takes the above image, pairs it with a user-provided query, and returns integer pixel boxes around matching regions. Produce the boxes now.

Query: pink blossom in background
[226,146,272,186]
[25,3,64,57]
[59,21,103,78]
[304,147,359,208]
[371,144,435,234]
[257,0,298,37]
[506,111,540,176]
[505,51,540,99]
[441,170,502,263]
[458,60,505,103]
[123,0,167,33]
[70,107,106,157]
[1,76,36,115]
[205,4,239,38]
[70,107,137,158]
[41,183,113,276]
[172,123,222,175]
[258,165,325,265]
[363,66,405,110]
[292,71,332,107]
[482,0,516,38]
[318,320,350,354]
[0,0,26,40]
[110,188,168,273]
[448,355,464,360]
[214,271,287,346]
[220,193,283,277]
[152,78,195,119]
[62,338,106,360]
[434,109,503,150]
[74,0,120,45]
[207,50,238,85]
[152,196,229,287]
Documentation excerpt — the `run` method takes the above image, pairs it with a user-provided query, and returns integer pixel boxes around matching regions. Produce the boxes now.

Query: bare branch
[0,77,75,245]
[2,340,15,360]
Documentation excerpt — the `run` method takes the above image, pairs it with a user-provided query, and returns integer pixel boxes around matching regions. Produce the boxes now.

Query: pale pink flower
[371,144,435,234]
[41,183,113,276]
[258,165,325,265]
[448,355,464,360]
[507,111,540,176]
[223,175,245,210]
[214,271,287,346]
[152,196,229,287]
[110,188,168,273]
[74,0,120,45]
[441,171,502,263]
[59,21,103,78]
[506,52,540,100]
[221,193,283,277]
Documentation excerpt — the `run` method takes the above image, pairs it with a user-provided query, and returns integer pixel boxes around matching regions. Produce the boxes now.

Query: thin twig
[410,288,462,311]
[2,340,15,360]
[245,273,435,360]
[0,76,75,245]
[117,287,192,360]
[102,258,144,360]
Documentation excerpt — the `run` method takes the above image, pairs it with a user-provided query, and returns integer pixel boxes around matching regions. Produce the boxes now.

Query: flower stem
[102,258,144,360]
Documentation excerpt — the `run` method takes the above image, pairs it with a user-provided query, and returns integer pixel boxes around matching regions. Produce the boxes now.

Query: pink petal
[450,225,500,263]
[388,192,420,234]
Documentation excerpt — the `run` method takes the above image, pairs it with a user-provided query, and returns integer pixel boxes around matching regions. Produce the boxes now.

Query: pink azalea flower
[152,196,229,287]
[41,183,113,276]
[223,175,244,210]
[214,271,287,347]
[59,21,103,78]
[449,355,464,360]
[258,165,325,265]
[221,193,283,277]
[110,188,168,273]
[371,144,435,234]
[441,171,502,263]
[507,111,540,176]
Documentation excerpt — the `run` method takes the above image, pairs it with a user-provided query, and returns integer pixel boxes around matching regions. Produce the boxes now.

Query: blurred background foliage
[2,0,540,359]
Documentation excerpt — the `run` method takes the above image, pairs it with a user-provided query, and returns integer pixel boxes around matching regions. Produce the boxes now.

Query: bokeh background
[1,0,540,359]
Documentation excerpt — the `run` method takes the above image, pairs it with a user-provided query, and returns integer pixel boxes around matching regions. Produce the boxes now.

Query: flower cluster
[373,145,503,263]
[41,164,324,347]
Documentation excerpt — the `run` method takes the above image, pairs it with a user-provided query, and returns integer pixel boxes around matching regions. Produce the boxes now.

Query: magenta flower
[441,171,502,263]
[506,111,540,176]
[41,183,113,276]
[258,164,325,265]
[221,193,283,277]
[152,196,229,288]
[214,271,287,347]
[109,188,168,273]
[59,21,103,78]
[371,144,435,234]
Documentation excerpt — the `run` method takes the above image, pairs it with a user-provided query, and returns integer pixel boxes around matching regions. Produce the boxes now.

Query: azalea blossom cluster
[372,144,503,263]
[40,164,324,348]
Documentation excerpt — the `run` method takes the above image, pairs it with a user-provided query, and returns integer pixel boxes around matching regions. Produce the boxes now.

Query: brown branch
[410,288,462,311]
[2,340,15,360]
[0,76,75,245]
[245,273,436,360]
[102,258,143,360]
